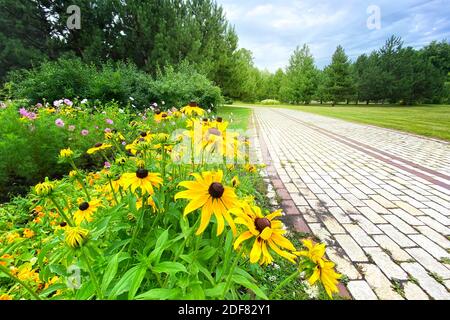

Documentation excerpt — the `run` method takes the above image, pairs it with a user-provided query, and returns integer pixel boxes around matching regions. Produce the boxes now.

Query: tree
[325,45,353,104]
[283,44,318,104]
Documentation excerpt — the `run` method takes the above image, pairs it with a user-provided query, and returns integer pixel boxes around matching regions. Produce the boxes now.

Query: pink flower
[104,128,112,133]
[68,125,76,131]
[104,162,111,169]
[55,118,65,127]
[28,112,37,120]
[19,108,29,117]
[64,99,73,106]
[106,119,114,125]
[53,100,63,107]
[81,129,89,136]
[36,103,43,108]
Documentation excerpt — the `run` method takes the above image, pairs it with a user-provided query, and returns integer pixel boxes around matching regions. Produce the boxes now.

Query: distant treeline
[1,1,449,106]
[234,37,450,105]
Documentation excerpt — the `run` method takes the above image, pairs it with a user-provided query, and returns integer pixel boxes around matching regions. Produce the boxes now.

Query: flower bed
[0,100,342,300]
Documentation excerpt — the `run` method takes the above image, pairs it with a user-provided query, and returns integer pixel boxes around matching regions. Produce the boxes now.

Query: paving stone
[357,206,387,224]
[328,206,353,224]
[350,215,384,235]
[321,216,346,235]
[409,234,450,260]
[418,216,450,236]
[371,195,397,209]
[383,215,418,234]
[401,263,450,300]
[335,235,368,262]
[416,225,450,250]
[347,281,378,300]
[343,224,378,247]
[364,247,408,280]
[373,235,412,262]
[403,282,429,300]
[394,201,425,216]
[327,247,362,280]
[406,248,450,279]
[364,200,390,214]
[358,263,404,300]
[390,208,425,226]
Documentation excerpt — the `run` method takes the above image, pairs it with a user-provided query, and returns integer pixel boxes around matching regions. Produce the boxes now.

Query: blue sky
[216,0,450,71]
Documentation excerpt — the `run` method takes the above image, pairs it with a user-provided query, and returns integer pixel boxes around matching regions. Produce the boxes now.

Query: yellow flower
[23,228,35,239]
[295,239,326,264]
[59,148,74,158]
[181,103,206,117]
[0,294,12,300]
[87,143,112,155]
[73,199,102,225]
[174,170,238,236]
[65,226,89,248]
[154,111,170,123]
[0,254,12,266]
[136,197,158,213]
[44,276,60,289]
[16,263,40,283]
[120,169,163,195]
[231,176,240,187]
[308,260,342,299]
[34,179,55,197]
[7,232,20,244]
[244,164,257,173]
[233,206,297,265]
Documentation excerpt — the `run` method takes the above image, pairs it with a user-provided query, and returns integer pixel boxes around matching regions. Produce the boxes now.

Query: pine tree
[325,45,353,105]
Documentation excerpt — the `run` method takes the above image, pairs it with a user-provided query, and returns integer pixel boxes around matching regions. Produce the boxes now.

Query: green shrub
[0,100,132,202]
[9,58,223,110]
[260,99,281,105]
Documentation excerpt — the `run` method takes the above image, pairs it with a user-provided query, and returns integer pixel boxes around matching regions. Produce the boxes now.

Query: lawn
[231,102,450,141]
[219,106,252,130]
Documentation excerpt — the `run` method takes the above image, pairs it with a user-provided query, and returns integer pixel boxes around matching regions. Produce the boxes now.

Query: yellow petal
[196,198,213,235]
[234,231,254,249]
[260,227,273,240]
[184,194,209,216]
[250,240,262,264]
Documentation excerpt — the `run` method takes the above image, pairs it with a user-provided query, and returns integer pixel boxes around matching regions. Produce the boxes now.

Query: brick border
[272,109,450,190]
[251,112,352,300]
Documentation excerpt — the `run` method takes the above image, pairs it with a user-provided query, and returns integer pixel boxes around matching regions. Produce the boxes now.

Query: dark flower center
[255,218,271,233]
[155,110,161,115]
[140,131,147,137]
[208,182,224,198]
[216,117,223,123]
[94,142,103,148]
[79,202,90,211]
[162,113,168,118]
[189,101,198,107]
[136,168,149,179]
[60,222,67,227]
[203,118,209,122]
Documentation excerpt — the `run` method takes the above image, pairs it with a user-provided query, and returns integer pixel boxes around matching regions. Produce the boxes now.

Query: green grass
[218,106,252,130]
[231,102,450,141]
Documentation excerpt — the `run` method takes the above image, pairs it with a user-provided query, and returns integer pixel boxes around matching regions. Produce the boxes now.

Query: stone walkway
[250,107,450,300]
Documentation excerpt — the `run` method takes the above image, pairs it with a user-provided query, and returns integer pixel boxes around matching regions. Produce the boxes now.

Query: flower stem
[49,195,74,227]
[0,265,42,300]
[69,159,91,201]
[269,270,300,300]
[221,247,244,299]
[108,178,119,205]
[128,195,147,257]
[81,247,103,300]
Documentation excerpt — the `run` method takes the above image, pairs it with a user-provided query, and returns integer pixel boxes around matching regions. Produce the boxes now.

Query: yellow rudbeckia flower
[65,226,89,248]
[120,169,163,196]
[233,206,297,265]
[87,143,112,155]
[174,170,238,236]
[308,260,342,299]
[73,199,102,225]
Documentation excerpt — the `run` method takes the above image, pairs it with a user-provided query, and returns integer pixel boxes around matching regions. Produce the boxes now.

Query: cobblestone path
[251,107,450,300]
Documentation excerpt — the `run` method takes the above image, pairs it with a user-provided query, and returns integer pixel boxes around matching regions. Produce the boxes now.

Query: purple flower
[68,125,76,132]
[55,118,65,127]
[104,162,111,169]
[19,108,29,117]
[121,141,127,146]
[106,119,114,125]
[36,103,43,108]
[64,99,73,106]
[28,112,37,120]
[81,129,89,136]
[104,128,112,133]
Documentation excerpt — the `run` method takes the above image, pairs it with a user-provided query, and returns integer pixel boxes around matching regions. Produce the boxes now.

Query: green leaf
[197,246,217,261]
[39,283,67,298]
[205,282,226,298]
[196,262,215,285]
[108,265,139,299]
[148,229,169,264]
[75,281,96,300]
[232,275,269,300]
[128,264,148,300]
[189,284,205,300]
[152,262,187,275]
[101,252,128,293]
[135,288,182,300]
